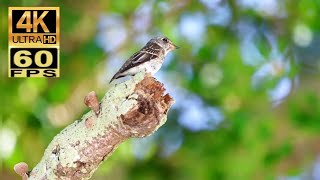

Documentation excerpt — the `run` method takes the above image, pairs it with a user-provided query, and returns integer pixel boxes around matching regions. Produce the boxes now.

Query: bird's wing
[109,42,164,83]
[124,42,163,69]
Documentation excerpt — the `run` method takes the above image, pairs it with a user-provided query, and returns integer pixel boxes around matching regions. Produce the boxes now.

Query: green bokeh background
[1,0,320,179]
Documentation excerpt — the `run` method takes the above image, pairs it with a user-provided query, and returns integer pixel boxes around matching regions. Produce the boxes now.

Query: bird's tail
[109,73,125,84]
[109,74,118,84]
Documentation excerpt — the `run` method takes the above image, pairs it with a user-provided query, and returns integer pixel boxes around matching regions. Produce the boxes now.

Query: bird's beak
[171,43,180,50]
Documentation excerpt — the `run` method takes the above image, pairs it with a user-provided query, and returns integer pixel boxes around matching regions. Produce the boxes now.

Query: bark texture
[27,72,174,180]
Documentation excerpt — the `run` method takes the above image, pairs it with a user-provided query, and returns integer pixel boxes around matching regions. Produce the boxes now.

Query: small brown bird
[109,36,179,83]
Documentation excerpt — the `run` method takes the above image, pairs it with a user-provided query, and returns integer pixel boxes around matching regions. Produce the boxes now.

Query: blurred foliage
[1,0,320,179]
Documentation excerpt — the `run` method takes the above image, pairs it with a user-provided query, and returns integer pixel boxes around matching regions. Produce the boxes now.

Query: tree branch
[18,72,174,180]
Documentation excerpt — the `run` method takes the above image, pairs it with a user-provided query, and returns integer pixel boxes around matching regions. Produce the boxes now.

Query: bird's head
[152,36,179,54]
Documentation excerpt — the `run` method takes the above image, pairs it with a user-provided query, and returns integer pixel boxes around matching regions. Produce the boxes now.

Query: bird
[109,36,179,83]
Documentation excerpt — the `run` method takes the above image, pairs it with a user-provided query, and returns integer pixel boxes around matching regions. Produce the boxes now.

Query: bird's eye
[162,38,168,43]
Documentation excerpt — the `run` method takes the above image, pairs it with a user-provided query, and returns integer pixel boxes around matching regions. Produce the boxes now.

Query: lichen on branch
[19,72,174,180]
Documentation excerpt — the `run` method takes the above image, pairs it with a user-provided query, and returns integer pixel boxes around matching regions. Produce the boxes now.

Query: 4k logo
[8,7,60,77]
[16,11,50,33]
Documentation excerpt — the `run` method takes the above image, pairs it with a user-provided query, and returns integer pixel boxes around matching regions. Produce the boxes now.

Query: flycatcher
[109,36,179,83]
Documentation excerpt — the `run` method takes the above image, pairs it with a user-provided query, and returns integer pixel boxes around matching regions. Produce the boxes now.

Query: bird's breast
[143,58,164,75]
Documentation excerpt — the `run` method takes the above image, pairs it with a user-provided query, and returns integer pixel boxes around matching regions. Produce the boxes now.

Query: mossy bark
[28,73,174,180]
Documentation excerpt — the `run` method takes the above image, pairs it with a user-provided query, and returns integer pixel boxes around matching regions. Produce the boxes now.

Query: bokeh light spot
[293,23,313,47]
[0,128,17,159]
